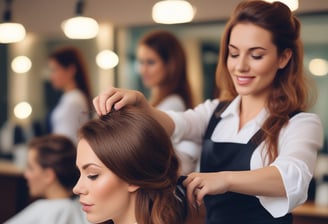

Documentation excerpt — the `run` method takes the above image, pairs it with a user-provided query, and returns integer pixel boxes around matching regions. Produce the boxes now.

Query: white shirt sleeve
[167,99,219,145]
[156,94,186,111]
[258,112,324,217]
[157,95,208,174]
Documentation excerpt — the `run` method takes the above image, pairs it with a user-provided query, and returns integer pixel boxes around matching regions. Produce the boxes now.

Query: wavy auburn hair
[216,0,315,163]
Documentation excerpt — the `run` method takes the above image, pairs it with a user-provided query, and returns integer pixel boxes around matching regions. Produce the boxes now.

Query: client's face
[74,139,135,224]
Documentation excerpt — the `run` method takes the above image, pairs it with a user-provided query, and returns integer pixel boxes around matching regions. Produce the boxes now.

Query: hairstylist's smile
[236,75,255,85]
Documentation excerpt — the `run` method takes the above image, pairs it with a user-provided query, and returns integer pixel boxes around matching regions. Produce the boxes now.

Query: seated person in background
[73,106,188,224]
[4,134,89,224]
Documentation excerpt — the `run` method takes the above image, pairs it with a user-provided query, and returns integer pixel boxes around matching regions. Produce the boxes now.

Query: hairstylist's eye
[87,174,99,180]
[228,46,239,58]
[228,50,239,58]
[252,54,263,60]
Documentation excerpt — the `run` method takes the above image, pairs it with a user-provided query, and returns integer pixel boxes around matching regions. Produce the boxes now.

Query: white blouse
[51,89,89,144]
[4,198,89,224]
[167,96,324,217]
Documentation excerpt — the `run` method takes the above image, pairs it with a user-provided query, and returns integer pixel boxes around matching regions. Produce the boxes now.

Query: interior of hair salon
[0,0,328,223]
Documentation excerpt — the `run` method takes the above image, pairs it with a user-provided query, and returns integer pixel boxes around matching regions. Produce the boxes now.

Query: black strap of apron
[204,101,231,139]
[248,110,302,147]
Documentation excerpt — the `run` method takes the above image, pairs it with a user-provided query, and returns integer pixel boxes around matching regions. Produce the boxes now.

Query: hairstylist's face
[74,139,136,224]
[24,149,52,197]
[48,59,73,90]
[227,23,291,99]
[137,44,166,88]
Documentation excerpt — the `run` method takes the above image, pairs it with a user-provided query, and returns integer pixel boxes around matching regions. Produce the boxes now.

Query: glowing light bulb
[62,16,99,39]
[96,50,119,69]
[14,102,32,119]
[11,56,32,73]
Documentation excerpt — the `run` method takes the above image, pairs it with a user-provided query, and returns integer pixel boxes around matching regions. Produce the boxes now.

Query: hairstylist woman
[92,1,323,223]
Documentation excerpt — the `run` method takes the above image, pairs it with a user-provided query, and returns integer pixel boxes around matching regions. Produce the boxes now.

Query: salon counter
[0,160,29,223]
[0,159,24,175]
[292,201,328,224]
[184,202,328,224]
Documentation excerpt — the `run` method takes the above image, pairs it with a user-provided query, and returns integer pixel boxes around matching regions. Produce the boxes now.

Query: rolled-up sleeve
[258,113,324,217]
[166,99,219,145]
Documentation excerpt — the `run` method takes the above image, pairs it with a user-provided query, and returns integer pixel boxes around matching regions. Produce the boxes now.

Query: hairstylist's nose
[236,56,250,73]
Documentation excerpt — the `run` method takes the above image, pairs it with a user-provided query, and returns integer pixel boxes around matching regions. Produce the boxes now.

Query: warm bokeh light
[152,0,195,24]
[11,56,32,73]
[0,22,26,43]
[14,101,32,119]
[61,16,99,39]
[96,50,119,69]
[309,58,328,76]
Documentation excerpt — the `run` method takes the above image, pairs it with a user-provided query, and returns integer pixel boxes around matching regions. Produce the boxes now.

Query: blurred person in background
[137,30,201,175]
[47,46,92,144]
[4,134,89,224]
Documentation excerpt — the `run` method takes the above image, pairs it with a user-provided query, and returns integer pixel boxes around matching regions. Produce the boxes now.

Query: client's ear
[127,184,140,193]
[44,168,56,184]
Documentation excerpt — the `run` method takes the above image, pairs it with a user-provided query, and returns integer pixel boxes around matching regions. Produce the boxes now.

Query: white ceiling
[0,0,328,37]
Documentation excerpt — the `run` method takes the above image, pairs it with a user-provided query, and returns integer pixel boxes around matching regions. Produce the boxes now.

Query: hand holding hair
[93,87,148,115]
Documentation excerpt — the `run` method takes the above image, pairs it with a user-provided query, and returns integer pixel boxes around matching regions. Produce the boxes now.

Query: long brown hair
[216,0,313,163]
[78,106,187,224]
[139,30,194,108]
[49,46,93,108]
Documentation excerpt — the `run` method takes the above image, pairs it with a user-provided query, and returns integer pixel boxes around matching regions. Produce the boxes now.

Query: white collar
[220,95,268,125]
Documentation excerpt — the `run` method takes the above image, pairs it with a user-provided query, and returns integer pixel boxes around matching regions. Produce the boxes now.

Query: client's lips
[80,201,93,212]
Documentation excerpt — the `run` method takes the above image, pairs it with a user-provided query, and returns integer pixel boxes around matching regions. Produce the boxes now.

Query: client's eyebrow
[82,163,101,170]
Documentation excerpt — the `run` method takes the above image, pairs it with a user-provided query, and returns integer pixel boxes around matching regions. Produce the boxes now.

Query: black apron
[200,102,293,224]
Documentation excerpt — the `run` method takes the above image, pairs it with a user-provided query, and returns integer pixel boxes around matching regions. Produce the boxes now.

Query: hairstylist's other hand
[93,87,147,115]
[183,172,230,207]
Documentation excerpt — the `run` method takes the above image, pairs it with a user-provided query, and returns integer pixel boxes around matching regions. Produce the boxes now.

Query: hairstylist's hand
[93,87,148,115]
[183,172,230,207]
